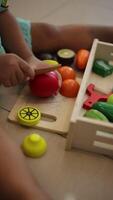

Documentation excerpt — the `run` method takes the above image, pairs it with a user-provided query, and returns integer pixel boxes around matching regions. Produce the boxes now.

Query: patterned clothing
[0,0,9,12]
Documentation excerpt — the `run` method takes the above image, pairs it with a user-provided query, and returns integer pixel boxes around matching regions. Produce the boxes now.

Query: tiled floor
[10,0,113,25]
[1,1,113,200]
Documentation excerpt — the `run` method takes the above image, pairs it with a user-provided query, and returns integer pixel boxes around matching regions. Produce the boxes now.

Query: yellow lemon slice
[17,106,41,126]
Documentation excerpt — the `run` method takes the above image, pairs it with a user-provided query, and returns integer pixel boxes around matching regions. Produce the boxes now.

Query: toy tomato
[29,72,59,97]
[60,79,80,98]
[58,66,76,81]
[75,49,90,70]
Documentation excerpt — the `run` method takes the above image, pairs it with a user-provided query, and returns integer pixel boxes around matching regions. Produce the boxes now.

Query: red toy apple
[29,72,59,97]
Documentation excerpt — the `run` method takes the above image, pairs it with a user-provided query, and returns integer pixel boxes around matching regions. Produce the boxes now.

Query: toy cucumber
[84,109,109,122]
[57,49,75,65]
[92,102,113,122]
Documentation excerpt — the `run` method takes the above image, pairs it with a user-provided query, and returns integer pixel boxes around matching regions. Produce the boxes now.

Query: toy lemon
[21,133,47,158]
[43,59,59,66]
[17,106,41,126]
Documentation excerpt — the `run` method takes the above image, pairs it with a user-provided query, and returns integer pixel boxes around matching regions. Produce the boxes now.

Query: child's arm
[31,23,113,53]
[0,10,33,61]
[0,126,52,200]
[0,10,56,83]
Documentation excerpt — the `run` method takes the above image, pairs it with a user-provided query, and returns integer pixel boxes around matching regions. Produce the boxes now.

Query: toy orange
[75,49,90,70]
[58,66,76,81]
[60,79,80,98]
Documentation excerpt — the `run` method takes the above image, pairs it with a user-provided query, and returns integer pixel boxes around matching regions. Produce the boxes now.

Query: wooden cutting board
[8,84,77,135]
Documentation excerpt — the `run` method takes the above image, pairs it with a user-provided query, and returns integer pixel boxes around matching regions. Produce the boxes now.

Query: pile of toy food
[84,58,113,123]
[29,48,90,98]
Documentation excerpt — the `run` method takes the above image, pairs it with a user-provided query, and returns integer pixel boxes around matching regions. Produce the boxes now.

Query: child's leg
[16,19,113,54]
[31,23,113,53]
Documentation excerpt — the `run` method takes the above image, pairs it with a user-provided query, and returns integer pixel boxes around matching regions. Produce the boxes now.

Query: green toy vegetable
[93,59,113,77]
[107,94,113,104]
[92,102,113,122]
[84,109,109,122]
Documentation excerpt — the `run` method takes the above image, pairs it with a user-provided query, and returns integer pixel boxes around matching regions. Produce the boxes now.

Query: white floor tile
[10,0,68,21]
[40,0,113,25]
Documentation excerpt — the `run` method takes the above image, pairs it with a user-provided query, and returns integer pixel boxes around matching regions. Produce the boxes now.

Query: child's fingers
[19,60,35,79]
[10,74,18,86]
[3,80,12,87]
[15,68,25,83]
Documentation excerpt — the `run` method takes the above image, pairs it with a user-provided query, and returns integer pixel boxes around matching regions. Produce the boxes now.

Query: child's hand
[0,54,35,87]
[26,55,50,74]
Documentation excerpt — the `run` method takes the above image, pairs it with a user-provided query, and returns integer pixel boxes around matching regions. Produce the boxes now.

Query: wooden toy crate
[66,39,113,157]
